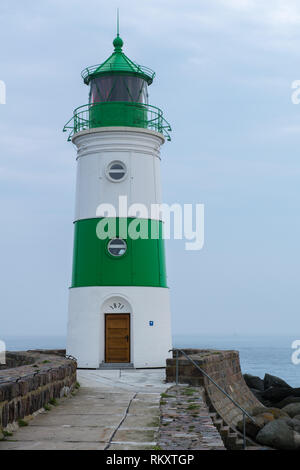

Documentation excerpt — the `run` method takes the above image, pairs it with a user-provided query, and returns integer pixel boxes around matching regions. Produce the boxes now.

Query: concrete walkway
[0,369,169,450]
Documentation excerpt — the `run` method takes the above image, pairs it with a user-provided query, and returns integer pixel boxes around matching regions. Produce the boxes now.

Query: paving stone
[133,393,161,402]
[29,413,123,427]
[128,402,160,416]
[109,444,154,450]
[157,385,226,450]
[0,440,106,450]
[5,425,113,442]
[54,405,126,415]
[113,428,158,443]
[122,414,160,428]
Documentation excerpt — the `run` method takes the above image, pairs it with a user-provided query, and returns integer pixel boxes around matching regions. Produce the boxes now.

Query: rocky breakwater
[241,373,300,450]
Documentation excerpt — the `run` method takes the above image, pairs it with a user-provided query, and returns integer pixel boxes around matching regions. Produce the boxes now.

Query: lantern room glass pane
[89,75,148,104]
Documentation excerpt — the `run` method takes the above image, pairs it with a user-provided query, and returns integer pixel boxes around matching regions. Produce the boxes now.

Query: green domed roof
[81,36,155,85]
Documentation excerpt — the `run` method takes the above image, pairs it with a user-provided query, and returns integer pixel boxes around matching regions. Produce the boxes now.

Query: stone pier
[0,366,225,450]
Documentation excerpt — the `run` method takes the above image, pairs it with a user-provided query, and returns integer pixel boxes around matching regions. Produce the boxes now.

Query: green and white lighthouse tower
[65,29,172,368]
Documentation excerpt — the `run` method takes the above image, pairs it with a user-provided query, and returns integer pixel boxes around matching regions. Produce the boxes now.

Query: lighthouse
[64,29,172,368]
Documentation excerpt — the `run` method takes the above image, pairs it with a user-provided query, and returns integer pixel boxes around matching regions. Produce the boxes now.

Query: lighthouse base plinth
[67,286,172,369]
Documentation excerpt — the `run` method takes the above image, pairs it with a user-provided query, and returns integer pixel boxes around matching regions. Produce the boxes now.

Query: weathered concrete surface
[77,369,168,392]
[0,369,168,450]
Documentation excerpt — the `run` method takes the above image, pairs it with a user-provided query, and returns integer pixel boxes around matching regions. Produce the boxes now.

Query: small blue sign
[149,321,154,326]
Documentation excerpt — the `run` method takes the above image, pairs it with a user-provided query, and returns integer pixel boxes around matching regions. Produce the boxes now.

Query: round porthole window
[106,161,127,182]
[107,238,127,257]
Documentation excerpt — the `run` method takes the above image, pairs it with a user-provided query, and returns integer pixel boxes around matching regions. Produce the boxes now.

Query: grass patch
[187,404,200,410]
[183,388,197,396]
[75,381,80,389]
[3,431,13,437]
[152,446,162,450]
[49,398,58,406]
[161,393,173,398]
[188,425,195,431]
[18,419,28,427]
[160,400,167,406]
[44,404,51,411]
[42,360,51,364]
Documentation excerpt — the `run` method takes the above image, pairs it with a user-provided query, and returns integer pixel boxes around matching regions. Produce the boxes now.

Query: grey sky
[0,0,299,337]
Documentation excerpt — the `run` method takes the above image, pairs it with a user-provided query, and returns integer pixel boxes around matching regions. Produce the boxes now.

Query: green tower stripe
[71,218,167,288]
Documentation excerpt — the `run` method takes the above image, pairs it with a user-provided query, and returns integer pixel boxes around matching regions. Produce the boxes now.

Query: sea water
[2,334,299,387]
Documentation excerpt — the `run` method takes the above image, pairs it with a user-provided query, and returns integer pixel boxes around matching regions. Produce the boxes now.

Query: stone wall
[166,349,261,427]
[0,351,37,370]
[0,351,77,430]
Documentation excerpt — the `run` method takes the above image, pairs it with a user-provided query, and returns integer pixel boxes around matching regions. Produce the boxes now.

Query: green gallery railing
[81,63,156,84]
[63,102,171,141]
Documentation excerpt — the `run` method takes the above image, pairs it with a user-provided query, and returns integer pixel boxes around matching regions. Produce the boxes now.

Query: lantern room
[63,34,171,140]
[87,37,151,105]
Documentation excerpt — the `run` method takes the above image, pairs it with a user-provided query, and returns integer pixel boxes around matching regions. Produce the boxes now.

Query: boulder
[274,396,300,409]
[264,408,288,420]
[252,406,288,420]
[293,420,300,433]
[262,387,294,402]
[236,417,261,439]
[260,399,274,408]
[238,407,288,439]
[256,419,300,450]
[263,374,291,390]
[244,374,264,391]
[282,403,300,418]
[250,388,265,402]
[237,415,267,439]
[276,416,294,425]
[251,406,268,415]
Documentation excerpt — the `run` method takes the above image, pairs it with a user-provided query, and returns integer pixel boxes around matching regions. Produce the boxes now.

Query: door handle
[125,335,129,342]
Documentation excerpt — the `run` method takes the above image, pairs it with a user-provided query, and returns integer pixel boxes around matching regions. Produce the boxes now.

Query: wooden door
[105,314,130,363]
